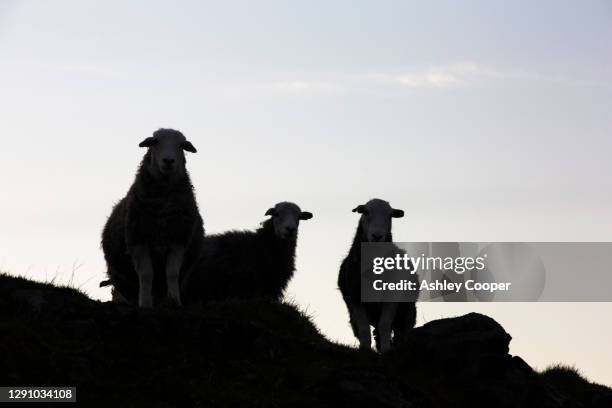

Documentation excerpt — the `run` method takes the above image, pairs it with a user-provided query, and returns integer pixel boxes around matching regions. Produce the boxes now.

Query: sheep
[181,202,312,304]
[338,198,417,353]
[101,128,204,308]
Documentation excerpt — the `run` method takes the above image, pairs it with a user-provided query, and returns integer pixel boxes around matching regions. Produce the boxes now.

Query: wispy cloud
[370,62,480,88]
[262,62,610,96]
[33,59,605,100]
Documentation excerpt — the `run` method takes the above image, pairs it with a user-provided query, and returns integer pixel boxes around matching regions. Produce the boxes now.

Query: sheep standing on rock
[338,198,417,353]
[101,128,204,307]
[182,202,312,304]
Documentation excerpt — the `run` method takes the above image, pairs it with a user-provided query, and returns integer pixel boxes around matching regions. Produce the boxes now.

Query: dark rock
[398,312,512,361]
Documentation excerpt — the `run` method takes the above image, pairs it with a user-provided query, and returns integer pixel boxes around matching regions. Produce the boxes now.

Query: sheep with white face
[101,128,204,308]
[182,201,313,304]
[338,198,416,353]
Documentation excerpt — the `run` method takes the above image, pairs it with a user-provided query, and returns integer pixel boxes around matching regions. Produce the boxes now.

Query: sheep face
[353,198,404,242]
[139,128,197,179]
[265,202,313,240]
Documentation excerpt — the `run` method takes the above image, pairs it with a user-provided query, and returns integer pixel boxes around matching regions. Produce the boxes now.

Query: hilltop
[1,273,610,407]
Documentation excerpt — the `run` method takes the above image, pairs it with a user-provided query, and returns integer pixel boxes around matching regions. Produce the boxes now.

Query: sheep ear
[182,141,197,153]
[392,208,405,218]
[139,137,157,148]
[265,208,278,217]
[299,211,313,220]
[352,205,365,214]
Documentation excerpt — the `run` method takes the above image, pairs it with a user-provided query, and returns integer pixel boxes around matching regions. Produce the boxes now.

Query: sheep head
[139,128,197,180]
[352,198,403,242]
[265,202,313,240]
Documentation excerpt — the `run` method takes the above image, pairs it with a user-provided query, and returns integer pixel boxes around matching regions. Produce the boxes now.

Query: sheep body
[338,199,417,352]
[182,202,311,304]
[101,129,203,306]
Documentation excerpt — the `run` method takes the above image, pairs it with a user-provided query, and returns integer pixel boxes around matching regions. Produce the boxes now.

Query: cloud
[378,62,480,88]
[371,62,611,89]
[259,62,486,95]
[262,63,482,95]
[263,62,610,96]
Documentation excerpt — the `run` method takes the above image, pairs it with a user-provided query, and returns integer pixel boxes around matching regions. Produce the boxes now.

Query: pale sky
[1,1,611,385]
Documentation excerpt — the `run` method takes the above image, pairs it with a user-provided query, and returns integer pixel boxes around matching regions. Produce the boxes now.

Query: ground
[1,273,610,408]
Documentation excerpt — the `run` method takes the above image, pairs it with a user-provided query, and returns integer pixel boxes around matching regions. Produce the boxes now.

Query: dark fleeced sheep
[101,128,204,307]
[338,198,417,353]
[181,202,312,304]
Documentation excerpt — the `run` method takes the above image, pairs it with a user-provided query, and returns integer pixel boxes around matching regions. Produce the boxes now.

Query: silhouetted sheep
[101,128,204,307]
[182,202,312,304]
[338,198,417,353]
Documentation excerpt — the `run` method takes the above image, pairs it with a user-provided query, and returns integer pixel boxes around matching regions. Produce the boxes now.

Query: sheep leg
[131,245,154,308]
[392,303,417,347]
[166,245,185,305]
[378,302,398,353]
[350,303,372,350]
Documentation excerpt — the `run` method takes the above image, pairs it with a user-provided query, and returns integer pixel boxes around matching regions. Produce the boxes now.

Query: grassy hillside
[1,273,610,407]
